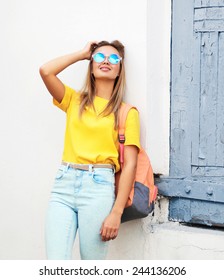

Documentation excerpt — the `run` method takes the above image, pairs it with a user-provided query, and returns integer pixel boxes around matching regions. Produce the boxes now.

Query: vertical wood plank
[217,32,224,165]
[170,0,194,177]
[191,32,201,167]
[199,32,219,166]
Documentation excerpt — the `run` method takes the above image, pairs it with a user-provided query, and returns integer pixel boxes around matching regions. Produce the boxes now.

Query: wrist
[70,50,84,61]
[77,49,90,61]
[111,208,123,217]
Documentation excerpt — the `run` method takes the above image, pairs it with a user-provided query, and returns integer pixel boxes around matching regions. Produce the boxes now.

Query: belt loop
[113,166,116,174]
[65,162,69,172]
[89,164,93,173]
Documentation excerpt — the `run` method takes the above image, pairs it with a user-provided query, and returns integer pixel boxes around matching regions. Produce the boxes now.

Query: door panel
[157,0,224,226]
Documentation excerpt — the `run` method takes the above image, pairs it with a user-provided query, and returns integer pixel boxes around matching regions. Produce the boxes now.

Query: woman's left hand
[100,212,121,241]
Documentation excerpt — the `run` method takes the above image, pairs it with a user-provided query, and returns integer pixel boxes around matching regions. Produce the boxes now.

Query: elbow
[39,65,45,78]
[39,65,49,78]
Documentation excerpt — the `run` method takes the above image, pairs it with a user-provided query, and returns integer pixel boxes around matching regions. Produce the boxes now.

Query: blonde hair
[79,40,126,128]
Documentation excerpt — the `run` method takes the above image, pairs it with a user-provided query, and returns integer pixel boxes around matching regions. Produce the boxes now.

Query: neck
[95,80,114,100]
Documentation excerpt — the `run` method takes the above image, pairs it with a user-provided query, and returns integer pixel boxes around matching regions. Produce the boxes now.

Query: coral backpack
[116,104,158,223]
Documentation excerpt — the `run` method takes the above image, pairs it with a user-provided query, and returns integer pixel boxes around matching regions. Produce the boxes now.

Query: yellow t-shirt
[53,85,140,172]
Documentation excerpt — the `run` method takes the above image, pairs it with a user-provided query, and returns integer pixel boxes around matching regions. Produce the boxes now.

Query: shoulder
[121,102,139,119]
[121,103,141,149]
[64,84,79,97]
[126,107,139,125]
[53,84,80,111]
[64,84,81,104]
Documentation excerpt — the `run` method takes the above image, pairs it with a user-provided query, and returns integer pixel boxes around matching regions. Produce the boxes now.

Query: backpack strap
[118,103,137,167]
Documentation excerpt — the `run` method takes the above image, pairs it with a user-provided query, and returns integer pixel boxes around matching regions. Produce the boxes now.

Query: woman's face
[91,45,121,81]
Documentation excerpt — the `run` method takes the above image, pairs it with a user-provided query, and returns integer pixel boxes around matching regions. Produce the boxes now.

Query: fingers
[82,41,99,60]
[100,226,118,242]
[111,229,119,240]
[100,213,121,242]
[90,41,99,52]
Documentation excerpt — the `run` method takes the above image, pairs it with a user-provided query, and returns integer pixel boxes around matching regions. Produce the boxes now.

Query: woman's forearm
[39,50,87,77]
[112,163,137,216]
[100,161,137,242]
[39,41,97,77]
[39,42,96,102]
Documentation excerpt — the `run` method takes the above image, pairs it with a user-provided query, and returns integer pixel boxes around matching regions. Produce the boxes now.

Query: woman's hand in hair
[39,41,97,103]
[81,41,98,60]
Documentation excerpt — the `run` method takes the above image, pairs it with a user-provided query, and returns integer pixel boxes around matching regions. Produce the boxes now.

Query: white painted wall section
[147,0,171,175]
[0,0,150,259]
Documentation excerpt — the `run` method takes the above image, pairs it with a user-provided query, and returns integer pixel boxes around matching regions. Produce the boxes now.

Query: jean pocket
[92,169,114,185]
[55,167,65,180]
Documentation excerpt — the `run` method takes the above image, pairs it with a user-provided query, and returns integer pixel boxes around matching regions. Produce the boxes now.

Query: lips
[99,66,111,71]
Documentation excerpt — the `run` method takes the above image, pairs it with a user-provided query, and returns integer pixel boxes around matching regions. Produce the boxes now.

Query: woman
[39,40,140,260]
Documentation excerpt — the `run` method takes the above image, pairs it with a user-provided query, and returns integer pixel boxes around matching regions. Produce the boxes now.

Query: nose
[102,57,109,64]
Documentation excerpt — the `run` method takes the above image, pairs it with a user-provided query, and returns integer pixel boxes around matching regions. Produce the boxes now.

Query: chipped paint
[157,0,224,227]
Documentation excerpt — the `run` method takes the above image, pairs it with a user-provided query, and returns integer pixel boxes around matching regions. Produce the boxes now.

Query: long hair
[79,40,126,129]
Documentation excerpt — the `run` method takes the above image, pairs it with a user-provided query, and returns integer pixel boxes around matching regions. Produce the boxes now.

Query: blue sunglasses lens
[108,54,120,64]
[93,53,105,63]
[92,53,121,64]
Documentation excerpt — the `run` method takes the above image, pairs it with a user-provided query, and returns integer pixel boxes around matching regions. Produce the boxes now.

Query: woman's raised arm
[39,42,97,103]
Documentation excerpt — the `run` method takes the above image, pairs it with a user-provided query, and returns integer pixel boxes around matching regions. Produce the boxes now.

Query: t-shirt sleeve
[124,108,141,149]
[53,85,75,112]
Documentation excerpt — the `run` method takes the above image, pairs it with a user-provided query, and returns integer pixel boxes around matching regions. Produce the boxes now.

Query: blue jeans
[45,164,115,260]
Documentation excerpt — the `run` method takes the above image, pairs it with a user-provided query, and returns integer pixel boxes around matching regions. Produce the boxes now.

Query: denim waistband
[61,162,115,172]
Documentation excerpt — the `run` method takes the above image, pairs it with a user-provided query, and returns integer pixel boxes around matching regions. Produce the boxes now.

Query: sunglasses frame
[92,52,122,65]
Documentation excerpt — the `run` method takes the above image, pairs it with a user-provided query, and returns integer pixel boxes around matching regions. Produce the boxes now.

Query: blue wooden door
[157,0,224,226]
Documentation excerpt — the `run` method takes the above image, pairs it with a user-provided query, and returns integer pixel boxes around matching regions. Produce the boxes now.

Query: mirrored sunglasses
[92,52,122,65]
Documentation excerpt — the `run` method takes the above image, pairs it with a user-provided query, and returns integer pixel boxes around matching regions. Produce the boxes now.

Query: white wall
[147,0,171,175]
[0,0,170,259]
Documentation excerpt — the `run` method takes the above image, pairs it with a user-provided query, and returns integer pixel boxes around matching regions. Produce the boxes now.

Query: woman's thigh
[77,168,115,260]
[45,165,79,259]
[45,201,78,259]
